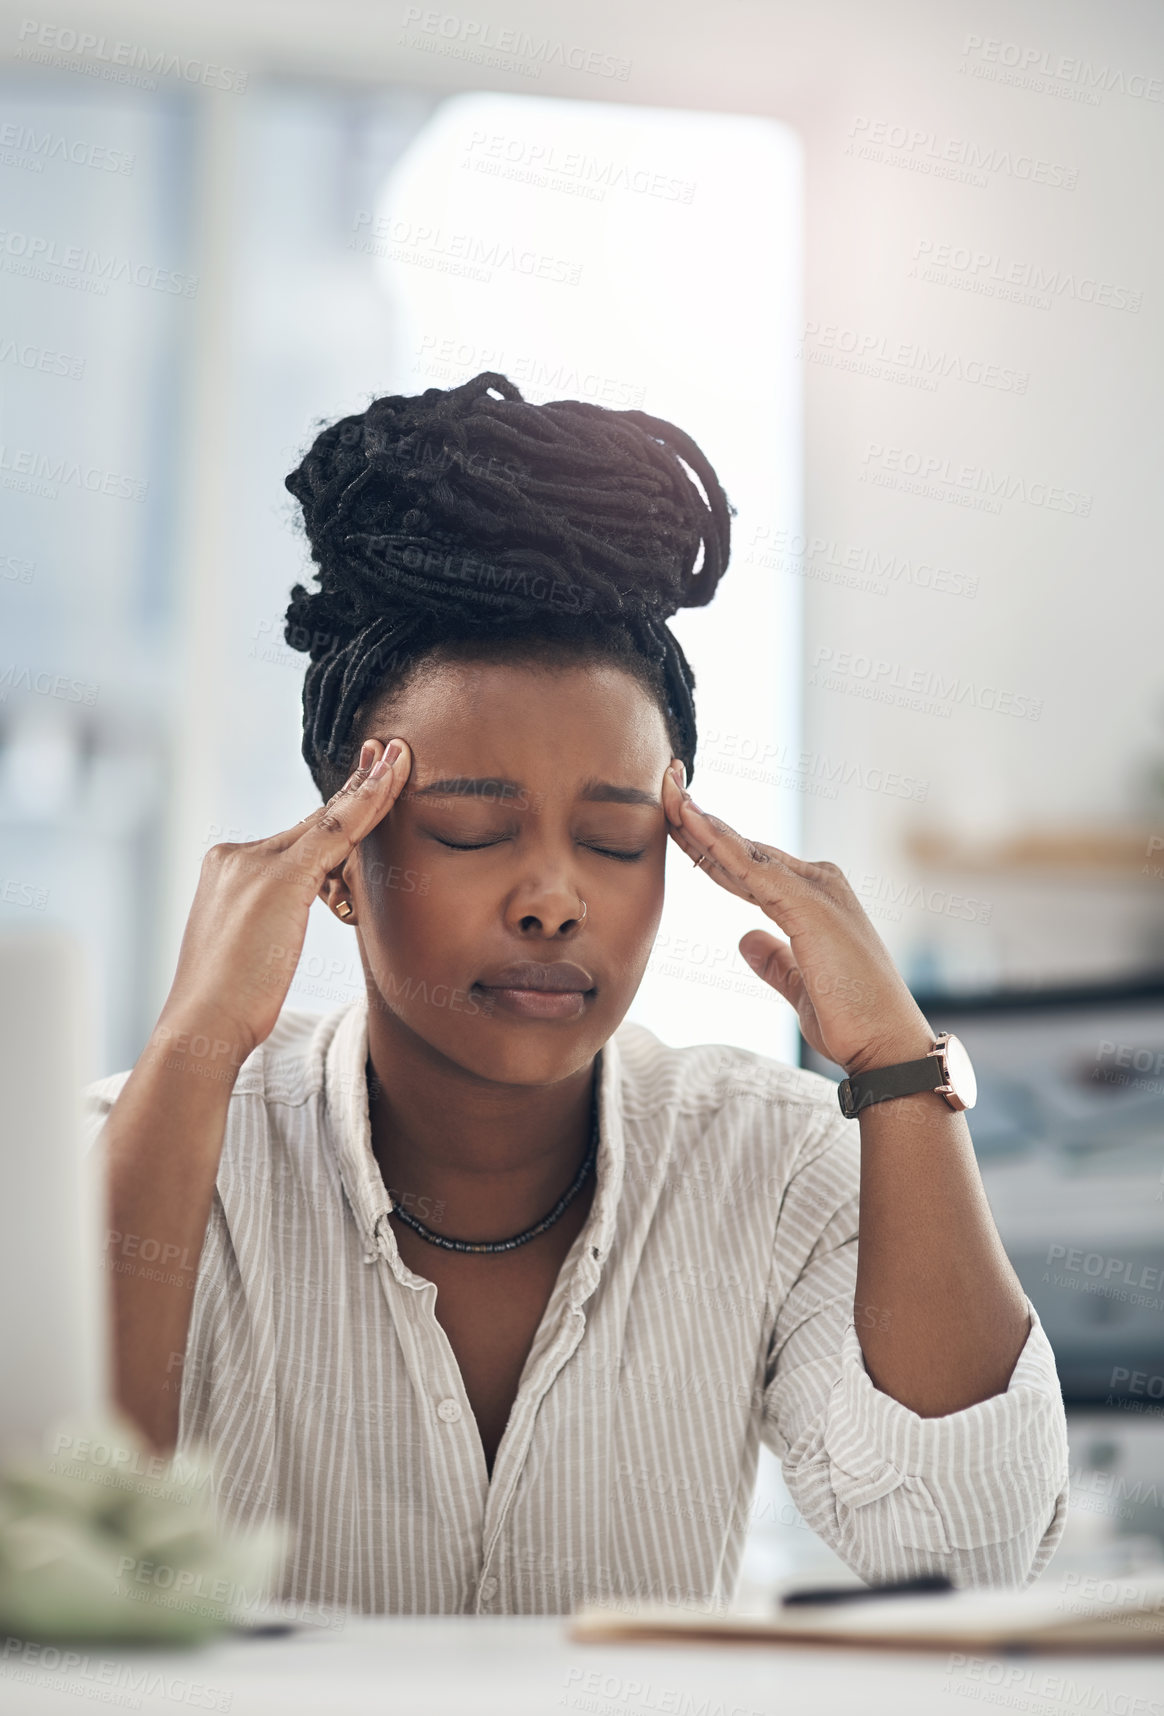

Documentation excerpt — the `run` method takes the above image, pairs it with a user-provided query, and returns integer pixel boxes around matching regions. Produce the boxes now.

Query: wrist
[151,1000,256,1073]
[843,1012,935,1078]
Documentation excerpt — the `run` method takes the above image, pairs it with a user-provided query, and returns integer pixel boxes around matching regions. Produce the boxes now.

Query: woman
[89,371,1069,1618]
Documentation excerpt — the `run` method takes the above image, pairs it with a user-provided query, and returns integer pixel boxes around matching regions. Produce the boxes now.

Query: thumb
[739,929,801,997]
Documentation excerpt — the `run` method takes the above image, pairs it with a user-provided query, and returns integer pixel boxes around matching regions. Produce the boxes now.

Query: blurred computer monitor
[0,929,105,1452]
[801,977,1164,1408]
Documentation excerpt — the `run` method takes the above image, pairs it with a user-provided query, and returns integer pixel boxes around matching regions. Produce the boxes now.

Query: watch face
[942,1033,977,1110]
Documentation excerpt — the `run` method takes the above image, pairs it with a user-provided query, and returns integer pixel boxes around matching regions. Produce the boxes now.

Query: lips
[474,960,595,993]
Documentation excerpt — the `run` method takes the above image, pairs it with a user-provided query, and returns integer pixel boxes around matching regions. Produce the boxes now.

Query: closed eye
[434,837,645,862]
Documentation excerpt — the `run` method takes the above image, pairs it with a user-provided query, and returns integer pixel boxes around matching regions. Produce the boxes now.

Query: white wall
[366,91,804,1059]
[9,0,1158,1003]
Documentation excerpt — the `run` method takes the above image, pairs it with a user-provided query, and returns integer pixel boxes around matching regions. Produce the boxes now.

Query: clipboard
[567,1573,1164,1654]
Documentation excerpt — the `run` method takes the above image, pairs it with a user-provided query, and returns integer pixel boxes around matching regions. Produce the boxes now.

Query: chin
[433,1011,614,1086]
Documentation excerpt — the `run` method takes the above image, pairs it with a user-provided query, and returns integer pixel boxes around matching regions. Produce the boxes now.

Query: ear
[318,861,356,922]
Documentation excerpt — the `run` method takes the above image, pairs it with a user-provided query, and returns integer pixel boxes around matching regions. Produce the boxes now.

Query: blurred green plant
[0,1413,289,1644]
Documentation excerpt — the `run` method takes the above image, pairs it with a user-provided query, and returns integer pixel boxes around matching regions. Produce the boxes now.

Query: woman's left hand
[661,762,933,1077]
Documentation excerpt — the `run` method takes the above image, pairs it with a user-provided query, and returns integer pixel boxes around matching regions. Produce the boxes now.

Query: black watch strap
[837,1052,942,1118]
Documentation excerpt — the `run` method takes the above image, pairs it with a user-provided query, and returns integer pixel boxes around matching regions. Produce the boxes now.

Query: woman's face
[344,656,680,1086]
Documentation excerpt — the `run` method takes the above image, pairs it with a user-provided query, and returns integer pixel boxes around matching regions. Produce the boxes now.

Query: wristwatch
[836,1032,977,1118]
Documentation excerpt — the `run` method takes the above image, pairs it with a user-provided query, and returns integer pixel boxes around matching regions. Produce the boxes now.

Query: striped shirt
[83,997,1070,1616]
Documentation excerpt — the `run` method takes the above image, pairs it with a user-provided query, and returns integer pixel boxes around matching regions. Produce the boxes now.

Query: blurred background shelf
[890,826,1164,997]
[906,826,1163,875]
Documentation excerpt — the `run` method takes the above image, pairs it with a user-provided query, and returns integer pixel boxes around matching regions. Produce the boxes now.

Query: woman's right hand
[160,737,412,1063]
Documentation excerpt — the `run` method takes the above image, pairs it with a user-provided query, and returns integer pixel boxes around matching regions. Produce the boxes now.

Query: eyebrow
[409,776,659,808]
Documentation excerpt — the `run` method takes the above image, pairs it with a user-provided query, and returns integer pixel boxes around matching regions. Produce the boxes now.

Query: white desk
[2,1616,1161,1715]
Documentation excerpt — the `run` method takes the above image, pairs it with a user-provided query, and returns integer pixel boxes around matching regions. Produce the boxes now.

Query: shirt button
[437,1397,462,1423]
[479,1576,498,1603]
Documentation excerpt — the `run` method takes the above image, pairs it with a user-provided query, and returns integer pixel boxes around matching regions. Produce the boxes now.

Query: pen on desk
[780,1573,955,1607]
[228,1623,300,1637]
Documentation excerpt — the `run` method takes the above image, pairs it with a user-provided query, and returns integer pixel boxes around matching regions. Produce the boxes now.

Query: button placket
[479,1300,591,1570]
[364,1214,488,1551]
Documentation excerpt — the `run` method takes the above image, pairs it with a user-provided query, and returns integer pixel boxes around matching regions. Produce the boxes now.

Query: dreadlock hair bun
[283,370,735,798]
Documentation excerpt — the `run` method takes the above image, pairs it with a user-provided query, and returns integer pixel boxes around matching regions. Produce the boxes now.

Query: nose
[513,895,586,936]
[502,823,592,937]
[505,873,587,937]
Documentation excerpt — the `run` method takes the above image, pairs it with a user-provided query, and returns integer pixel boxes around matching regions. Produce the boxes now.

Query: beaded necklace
[386,1063,600,1254]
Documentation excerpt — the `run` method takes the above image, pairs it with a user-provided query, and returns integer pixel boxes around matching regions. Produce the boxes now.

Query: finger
[667,796,800,906]
[662,763,686,828]
[264,741,377,851]
[296,739,413,876]
[666,816,756,904]
[672,795,844,906]
[270,740,412,871]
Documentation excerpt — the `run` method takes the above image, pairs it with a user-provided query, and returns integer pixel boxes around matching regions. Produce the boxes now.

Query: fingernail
[369,739,402,782]
[358,741,375,771]
[686,798,706,815]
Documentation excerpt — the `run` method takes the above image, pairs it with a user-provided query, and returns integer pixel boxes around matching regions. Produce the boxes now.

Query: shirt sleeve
[759,1105,1070,1588]
[80,1071,129,1153]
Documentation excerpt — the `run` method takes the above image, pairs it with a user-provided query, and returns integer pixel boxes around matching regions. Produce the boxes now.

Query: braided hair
[283,371,735,800]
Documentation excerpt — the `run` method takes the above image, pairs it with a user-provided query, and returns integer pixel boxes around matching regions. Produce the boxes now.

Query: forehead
[375,656,670,774]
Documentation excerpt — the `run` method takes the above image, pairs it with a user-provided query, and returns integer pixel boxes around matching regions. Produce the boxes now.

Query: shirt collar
[324,995,626,1298]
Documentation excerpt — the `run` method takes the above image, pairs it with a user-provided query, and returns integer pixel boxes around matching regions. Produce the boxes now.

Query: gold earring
[336,900,354,921]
